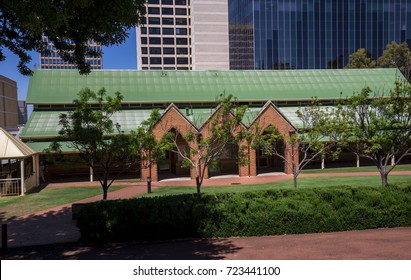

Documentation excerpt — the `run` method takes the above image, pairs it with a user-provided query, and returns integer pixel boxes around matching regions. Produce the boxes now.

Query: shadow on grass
[0,204,241,260]
[1,238,241,260]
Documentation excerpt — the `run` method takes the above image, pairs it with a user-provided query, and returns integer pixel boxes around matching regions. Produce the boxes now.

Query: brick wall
[143,103,298,182]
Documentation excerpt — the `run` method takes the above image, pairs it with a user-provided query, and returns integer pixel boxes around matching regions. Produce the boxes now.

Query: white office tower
[136,0,229,70]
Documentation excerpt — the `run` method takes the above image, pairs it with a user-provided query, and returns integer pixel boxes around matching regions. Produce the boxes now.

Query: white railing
[0,179,21,196]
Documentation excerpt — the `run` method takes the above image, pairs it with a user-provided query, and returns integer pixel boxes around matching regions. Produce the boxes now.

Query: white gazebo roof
[0,128,37,159]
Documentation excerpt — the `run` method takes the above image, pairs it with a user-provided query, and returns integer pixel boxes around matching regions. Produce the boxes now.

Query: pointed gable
[249,101,297,135]
[153,104,198,140]
[0,128,37,159]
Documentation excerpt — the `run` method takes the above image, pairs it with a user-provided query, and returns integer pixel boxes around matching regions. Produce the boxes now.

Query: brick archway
[141,104,199,182]
[249,102,298,176]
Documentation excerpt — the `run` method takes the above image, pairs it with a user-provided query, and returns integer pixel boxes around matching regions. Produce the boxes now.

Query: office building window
[176,28,187,35]
[163,48,175,54]
[164,57,175,64]
[149,37,161,44]
[150,47,162,54]
[150,57,162,64]
[177,57,188,64]
[149,27,161,34]
[176,38,188,45]
[148,7,160,14]
[177,48,188,54]
[175,18,187,25]
[163,38,175,45]
[162,8,173,15]
[175,8,187,15]
[148,17,160,25]
[163,28,174,35]
[162,18,174,25]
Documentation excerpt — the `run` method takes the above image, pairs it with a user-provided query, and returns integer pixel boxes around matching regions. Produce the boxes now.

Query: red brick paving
[2,227,411,259]
[1,171,410,259]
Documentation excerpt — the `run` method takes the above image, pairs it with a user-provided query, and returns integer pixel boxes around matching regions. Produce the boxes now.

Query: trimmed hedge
[76,185,411,243]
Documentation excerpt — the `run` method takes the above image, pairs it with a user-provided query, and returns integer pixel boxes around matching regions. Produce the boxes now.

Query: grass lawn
[144,175,411,197]
[301,164,411,174]
[0,186,124,221]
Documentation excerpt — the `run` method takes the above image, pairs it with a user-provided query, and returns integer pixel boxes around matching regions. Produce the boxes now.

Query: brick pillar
[140,162,159,182]
[249,147,257,177]
[283,143,298,175]
[239,142,257,177]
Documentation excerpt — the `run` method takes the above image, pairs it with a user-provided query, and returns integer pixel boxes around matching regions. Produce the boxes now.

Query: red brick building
[20,69,406,182]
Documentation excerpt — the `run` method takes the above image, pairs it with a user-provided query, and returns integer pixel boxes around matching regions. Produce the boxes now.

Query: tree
[253,101,342,189]
[377,41,411,81]
[344,48,376,69]
[0,0,146,75]
[329,82,411,187]
[161,95,248,194]
[53,87,136,200]
[132,109,166,193]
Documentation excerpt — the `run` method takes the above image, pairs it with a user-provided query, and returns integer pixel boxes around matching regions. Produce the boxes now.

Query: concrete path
[1,171,410,257]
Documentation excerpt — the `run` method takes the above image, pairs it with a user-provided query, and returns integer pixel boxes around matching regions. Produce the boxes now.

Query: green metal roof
[178,107,261,127]
[26,69,406,104]
[25,141,75,153]
[20,109,157,138]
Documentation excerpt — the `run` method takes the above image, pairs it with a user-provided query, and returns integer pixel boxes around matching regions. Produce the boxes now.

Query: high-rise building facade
[136,0,229,70]
[0,75,19,133]
[229,0,411,70]
[39,36,103,70]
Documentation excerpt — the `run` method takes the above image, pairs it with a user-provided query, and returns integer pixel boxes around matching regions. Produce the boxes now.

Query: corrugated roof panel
[26,69,407,104]
[20,109,159,138]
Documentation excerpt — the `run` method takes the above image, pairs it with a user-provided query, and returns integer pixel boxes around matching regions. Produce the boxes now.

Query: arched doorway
[256,128,286,175]
[208,143,240,177]
[159,128,191,180]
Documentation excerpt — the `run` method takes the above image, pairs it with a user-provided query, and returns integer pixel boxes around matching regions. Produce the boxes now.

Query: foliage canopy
[51,87,136,199]
[0,0,146,75]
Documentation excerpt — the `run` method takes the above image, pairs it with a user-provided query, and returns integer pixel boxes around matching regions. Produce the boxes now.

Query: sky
[0,27,137,102]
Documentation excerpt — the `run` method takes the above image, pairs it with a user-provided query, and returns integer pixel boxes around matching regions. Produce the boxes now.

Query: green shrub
[76,185,411,243]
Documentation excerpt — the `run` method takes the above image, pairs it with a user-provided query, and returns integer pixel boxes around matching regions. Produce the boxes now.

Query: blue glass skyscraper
[229,0,411,70]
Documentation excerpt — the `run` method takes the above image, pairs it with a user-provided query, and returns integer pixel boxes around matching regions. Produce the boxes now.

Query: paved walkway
[1,171,410,258]
[2,173,293,248]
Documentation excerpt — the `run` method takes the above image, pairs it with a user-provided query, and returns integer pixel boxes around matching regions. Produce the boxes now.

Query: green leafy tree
[329,82,411,187]
[377,41,411,81]
[131,109,166,193]
[162,95,248,194]
[344,48,377,69]
[0,0,146,75]
[253,101,342,189]
[53,87,136,200]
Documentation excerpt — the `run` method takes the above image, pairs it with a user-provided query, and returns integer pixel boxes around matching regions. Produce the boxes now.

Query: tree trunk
[103,186,108,200]
[103,171,109,200]
[196,176,201,194]
[380,172,388,188]
[293,174,298,189]
[147,165,152,193]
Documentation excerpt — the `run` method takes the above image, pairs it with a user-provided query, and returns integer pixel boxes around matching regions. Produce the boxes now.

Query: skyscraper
[229,0,411,70]
[0,75,19,134]
[136,0,229,70]
[39,36,103,70]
